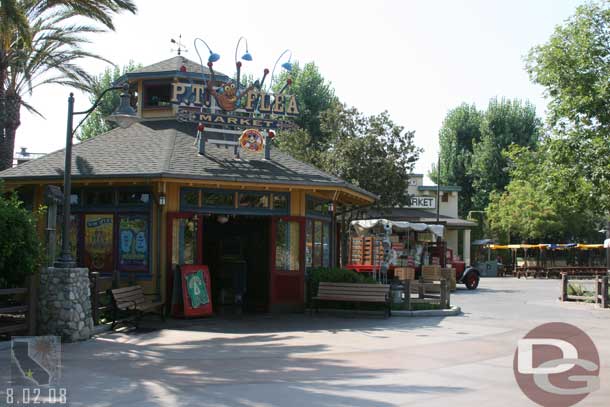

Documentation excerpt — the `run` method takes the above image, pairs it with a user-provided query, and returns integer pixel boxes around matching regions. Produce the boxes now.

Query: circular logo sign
[239,129,264,153]
[513,322,600,407]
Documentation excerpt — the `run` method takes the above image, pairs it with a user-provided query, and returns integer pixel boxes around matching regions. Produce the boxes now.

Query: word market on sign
[176,107,297,130]
[410,196,436,209]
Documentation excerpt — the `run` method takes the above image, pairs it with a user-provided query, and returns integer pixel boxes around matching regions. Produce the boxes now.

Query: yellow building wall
[290,190,305,216]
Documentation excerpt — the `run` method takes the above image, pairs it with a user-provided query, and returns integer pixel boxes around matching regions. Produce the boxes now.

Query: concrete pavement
[1,278,609,406]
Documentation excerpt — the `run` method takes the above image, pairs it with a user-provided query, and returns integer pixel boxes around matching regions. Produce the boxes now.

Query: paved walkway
[2,278,609,406]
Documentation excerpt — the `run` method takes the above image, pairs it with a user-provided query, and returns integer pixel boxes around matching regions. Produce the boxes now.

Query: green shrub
[0,185,43,288]
[307,267,376,298]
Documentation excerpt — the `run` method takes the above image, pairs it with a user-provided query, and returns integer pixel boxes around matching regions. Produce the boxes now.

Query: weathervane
[170,35,187,56]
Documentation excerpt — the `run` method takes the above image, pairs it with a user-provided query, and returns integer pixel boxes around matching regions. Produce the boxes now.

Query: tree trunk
[0,93,22,171]
[0,51,7,169]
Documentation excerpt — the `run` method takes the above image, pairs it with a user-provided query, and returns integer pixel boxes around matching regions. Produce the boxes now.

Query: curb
[392,305,461,317]
[92,324,112,336]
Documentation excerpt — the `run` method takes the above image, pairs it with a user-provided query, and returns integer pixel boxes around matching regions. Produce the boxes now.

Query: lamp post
[54,84,139,268]
[269,49,293,90]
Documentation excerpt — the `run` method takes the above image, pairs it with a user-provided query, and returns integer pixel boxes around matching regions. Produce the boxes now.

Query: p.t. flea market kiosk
[0,54,376,314]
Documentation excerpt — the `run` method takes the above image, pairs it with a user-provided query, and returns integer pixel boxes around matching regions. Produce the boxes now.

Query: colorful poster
[84,214,114,272]
[118,215,148,269]
[186,270,209,308]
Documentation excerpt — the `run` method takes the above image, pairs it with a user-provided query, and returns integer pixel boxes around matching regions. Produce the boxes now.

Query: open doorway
[201,215,270,313]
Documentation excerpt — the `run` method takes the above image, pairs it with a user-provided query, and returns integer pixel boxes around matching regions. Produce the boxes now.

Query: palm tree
[0,0,137,170]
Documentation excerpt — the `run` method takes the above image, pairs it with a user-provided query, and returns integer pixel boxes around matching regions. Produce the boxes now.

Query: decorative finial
[170,34,188,56]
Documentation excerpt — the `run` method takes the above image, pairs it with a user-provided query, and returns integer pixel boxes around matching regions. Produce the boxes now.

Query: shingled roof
[121,56,229,81]
[0,121,376,200]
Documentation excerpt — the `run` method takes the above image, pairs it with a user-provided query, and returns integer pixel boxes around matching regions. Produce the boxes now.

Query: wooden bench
[313,282,391,317]
[109,286,165,329]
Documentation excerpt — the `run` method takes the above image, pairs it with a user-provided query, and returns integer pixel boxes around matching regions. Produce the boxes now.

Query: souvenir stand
[347,219,445,283]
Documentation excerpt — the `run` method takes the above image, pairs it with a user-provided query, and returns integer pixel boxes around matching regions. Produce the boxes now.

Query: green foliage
[432,98,541,215]
[470,98,541,209]
[317,104,421,207]
[78,61,141,141]
[307,267,375,297]
[501,144,602,242]
[486,180,562,242]
[275,66,421,207]
[429,103,482,216]
[274,62,337,149]
[526,1,610,212]
[0,0,138,170]
[0,184,43,287]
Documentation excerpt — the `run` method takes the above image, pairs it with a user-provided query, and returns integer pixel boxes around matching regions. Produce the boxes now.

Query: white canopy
[350,219,445,239]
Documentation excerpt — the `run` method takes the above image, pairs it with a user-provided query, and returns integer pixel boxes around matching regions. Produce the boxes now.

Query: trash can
[391,284,404,304]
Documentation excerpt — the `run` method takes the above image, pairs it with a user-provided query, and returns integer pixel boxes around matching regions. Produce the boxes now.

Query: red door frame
[166,212,203,311]
[269,216,306,309]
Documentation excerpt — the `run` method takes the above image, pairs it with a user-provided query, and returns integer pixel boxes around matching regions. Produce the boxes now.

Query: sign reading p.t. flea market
[171,59,299,131]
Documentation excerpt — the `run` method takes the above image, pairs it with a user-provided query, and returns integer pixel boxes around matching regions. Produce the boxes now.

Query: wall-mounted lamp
[159,194,166,206]
[217,215,229,224]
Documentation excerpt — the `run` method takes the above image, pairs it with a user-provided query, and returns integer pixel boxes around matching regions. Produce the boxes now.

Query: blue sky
[16,0,584,180]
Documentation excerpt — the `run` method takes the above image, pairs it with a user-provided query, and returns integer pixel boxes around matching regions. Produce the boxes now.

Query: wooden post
[561,273,568,302]
[91,272,99,325]
[27,274,37,335]
[596,277,602,306]
[601,275,610,308]
[403,280,411,311]
[440,279,448,309]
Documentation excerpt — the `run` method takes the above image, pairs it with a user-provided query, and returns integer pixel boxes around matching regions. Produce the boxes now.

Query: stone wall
[38,267,94,342]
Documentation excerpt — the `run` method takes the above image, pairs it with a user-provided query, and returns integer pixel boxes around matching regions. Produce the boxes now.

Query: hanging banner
[118,215,149,270]
[84,214,114,272]
[171,265,213,318]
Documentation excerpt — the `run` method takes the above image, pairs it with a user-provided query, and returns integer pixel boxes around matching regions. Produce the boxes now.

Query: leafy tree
[486,180,562,242]
[433,98,541,214]
[502,144,603,242]
[274,63,420,206]
[318,103,421,207]
[78,62,141,141]
[526,0,610,212]
[469,98,541,209]
[0,183,43,287]
[0,0,137,170]
[429,103,482,216]
[274,62,337,150]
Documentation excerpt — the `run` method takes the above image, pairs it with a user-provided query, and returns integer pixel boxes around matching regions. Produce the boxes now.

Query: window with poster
[54,187,152,275]
[118,214,149,271]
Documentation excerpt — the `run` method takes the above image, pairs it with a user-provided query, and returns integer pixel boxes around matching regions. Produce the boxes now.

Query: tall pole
[436,154,440,223]
[55,93,76,268]
[606,219,610,272]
